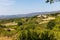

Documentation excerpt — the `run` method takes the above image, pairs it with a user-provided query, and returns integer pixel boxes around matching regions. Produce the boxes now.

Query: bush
[17,22,23,26]
[47,20,56,30]
[41,31,56,40]
[18,30,56,40]
[0,25,6,28]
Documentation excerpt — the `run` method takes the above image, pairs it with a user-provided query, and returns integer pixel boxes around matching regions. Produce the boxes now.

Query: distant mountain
[0,10,60,19]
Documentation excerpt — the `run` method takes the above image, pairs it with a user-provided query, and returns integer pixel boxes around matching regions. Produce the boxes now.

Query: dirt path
[2,22,17,26]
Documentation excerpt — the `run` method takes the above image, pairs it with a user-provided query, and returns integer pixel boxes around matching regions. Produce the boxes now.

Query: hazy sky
[0,0,60,15]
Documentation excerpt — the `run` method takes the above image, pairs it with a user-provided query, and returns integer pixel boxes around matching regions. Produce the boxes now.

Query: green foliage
[17,22,23,26]
[0,13,60,40]
[46,0,60,4]
[0,25,6,28]
[47,20,56,30]
[18,30,56,40]
[53,16,60,31]
[41,31,56,40]
[46,0,54,4]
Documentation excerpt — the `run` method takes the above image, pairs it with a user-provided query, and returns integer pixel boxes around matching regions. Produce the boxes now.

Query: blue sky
[0,0,60,15]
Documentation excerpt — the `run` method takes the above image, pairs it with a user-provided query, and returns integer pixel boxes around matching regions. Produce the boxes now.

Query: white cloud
[0,0,15,15]
[0,0,14,6]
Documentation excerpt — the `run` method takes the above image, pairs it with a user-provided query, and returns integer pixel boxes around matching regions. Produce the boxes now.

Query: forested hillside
[0,13,60,40]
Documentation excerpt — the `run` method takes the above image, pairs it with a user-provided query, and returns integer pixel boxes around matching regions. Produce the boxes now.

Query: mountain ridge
[0,10,60,19]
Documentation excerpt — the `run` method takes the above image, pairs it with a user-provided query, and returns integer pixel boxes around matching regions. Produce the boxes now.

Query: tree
[41,31,56,40]
[47,20,56,30]
[17,22,23,26]
[46,0,54,3]
[18,30,56,40]
[46,0,60,3]
[50,13,58,17]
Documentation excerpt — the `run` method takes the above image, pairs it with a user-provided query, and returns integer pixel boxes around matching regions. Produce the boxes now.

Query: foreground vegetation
[0,13,60,40]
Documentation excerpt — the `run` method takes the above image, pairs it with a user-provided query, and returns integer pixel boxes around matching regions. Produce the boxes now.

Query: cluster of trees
[47,20,56,30]
[16,19,57,40]
[0,13,60,40]
[17,30,56,40]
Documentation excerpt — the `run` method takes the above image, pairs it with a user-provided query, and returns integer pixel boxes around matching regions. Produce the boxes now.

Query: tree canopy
[46,0,60,3]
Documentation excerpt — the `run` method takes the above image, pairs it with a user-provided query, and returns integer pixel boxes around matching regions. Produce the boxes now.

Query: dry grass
[0,36,13,40]
[1,22,17,26]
